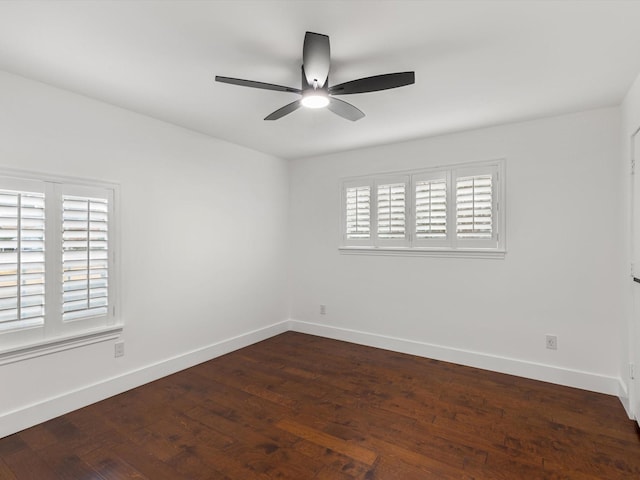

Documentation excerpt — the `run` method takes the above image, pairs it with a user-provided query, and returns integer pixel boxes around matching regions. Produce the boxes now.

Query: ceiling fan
[215,32,415,121]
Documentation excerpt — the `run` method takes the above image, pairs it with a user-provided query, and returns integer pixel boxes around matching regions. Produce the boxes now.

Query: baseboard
[0,320,289,439]
[618,380,634,419]
[1,318,628,439]
[288,319,622,396]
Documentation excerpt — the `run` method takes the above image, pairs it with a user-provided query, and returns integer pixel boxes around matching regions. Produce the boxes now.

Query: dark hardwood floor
[1,332,639,479]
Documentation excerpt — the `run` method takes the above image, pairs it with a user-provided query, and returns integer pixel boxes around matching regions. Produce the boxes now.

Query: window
[413,171,449,248]
[453,165,499,249]
[62,194,109,322]
[345,183,371,241]
[376,176,408,246]
[0,171,119,357]
[0,188,46,333]
[341,160,505,257]
[456,175,492,239]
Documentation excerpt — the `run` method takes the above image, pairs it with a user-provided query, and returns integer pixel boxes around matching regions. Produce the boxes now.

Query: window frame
[340,159,506,258]
[0,167,121,364]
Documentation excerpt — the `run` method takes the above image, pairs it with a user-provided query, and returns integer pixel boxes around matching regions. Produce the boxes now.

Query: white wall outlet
[114,342,125,358]
[320,304,326,315]
[545,335,557,350]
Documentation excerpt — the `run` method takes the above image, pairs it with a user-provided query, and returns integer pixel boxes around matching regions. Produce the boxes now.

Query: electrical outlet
[545,335,557,350]
[320,304,326,315]
[114,342,125,358]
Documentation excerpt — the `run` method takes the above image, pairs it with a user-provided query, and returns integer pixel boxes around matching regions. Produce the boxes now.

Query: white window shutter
[62,195,109,321]
[340,160,504,254]
[415,178,447,239]
[0,172,118,352]
[377,182,406,239]
[375,175,409,246]
[345,184,371,241]
[0,190,45,331]
[456,174,493,239]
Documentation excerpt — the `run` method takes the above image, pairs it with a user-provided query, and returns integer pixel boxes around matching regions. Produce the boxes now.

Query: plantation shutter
[62,194,109,321]
[341,161,503,253]
[0,189,45,331]
[456,174,493,239]
[345,185,371,240]
[415,178,447,239]
[377,182,406,240]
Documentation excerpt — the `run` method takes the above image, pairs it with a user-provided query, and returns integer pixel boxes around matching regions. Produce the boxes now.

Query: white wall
[0,71,290,437]
[289,107,626,395]
[621,72,640,421]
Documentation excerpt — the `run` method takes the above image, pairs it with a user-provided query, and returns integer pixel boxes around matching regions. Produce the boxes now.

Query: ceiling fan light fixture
[216,32,415,121]
[301,90,329,109]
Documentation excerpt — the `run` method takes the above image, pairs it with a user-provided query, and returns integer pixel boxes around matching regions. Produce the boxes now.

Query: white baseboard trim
[1,318,629,439]
[288,319,623,397]
[0,320,289,439]
[618,381,633,420]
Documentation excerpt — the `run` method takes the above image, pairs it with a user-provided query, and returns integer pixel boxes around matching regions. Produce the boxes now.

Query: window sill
[339,246,506,259]
[0,325,123,366]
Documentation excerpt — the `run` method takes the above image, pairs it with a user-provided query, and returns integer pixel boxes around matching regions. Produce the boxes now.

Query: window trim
[340,159,506,257]
[338,246,506,259]
[0,325,123,366]
[0,167,121,360]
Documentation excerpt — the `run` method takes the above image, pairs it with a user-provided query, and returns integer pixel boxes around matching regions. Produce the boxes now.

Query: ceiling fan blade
[216,76,301,94]
[264,100,302,120]
[329,72,415,95]
[303,32,330,88]
[327,97,365,121]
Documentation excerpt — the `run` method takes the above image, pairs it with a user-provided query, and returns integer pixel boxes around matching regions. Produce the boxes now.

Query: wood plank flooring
[1,332,639,479]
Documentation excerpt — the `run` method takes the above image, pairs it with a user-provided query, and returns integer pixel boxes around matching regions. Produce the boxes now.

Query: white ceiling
[1,1,640,160]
